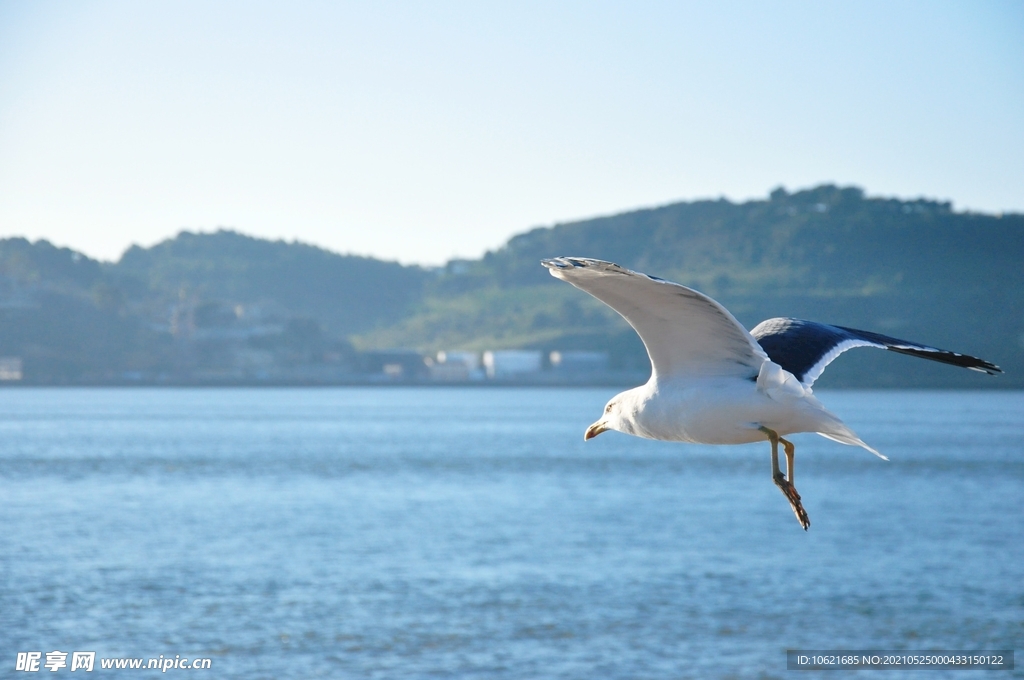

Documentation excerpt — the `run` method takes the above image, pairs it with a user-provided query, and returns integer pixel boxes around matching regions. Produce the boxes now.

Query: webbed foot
[773,472,810,530]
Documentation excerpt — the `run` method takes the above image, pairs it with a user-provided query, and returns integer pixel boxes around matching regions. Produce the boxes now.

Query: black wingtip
[830,324,1004,377]
[884,346,1002,375]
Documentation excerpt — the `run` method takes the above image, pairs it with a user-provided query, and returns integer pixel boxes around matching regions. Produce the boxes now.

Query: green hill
[113,230,431,337]
[0,238,168,382]
[0,185,1020,386]
[355,185,1023,387]
[0,232,431,382]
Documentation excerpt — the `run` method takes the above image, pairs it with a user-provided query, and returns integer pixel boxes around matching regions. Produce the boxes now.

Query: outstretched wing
[750,317,1002,387]
[542,257,768,380]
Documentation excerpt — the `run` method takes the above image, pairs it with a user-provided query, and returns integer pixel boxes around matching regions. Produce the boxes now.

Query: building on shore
[0,356,22,381]
[549,350,609,373]
[429,351,485,381]
[482,350,543,379]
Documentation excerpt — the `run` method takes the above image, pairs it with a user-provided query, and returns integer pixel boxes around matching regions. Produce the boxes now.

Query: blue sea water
[0,387,1021,678]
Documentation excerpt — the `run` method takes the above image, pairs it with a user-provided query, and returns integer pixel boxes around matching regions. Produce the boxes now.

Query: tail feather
[792,390,889,460]
[817,430,888,460]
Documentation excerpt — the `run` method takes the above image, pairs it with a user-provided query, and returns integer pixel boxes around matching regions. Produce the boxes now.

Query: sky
[0,1,1021,265]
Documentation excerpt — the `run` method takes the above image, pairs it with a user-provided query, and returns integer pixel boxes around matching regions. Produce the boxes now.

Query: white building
[436,351,481,371]
[549,350,609,372]
[483,350,543,379]
[0,357,22,381]
[431,351,485,381]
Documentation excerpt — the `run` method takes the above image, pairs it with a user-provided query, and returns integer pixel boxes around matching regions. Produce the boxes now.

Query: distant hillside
[355,185,1023,387]
[0,238,168,382]
[112,230,431,336]
[0,232,430,382]
[0,185,1020,386]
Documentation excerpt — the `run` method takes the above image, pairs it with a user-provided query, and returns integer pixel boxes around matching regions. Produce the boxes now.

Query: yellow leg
[759,425,782,478]
[759,427,810,530]
[780,436,795,485]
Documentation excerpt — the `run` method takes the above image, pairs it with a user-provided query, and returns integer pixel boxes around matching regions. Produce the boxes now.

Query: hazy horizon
[3,182,1017,267]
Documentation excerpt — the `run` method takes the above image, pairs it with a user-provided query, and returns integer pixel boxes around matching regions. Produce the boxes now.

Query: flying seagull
[542,257,1001,529]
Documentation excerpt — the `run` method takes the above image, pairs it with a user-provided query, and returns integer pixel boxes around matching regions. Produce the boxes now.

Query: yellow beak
[584,421,608,441]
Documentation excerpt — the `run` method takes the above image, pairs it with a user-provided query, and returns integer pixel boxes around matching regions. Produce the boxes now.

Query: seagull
[542,257,1001,529]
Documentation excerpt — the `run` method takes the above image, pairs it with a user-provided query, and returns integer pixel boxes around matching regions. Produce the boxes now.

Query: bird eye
[605,403,614,413]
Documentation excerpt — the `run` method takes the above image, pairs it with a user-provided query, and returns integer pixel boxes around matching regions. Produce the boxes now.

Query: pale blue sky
[1,1,1021,264]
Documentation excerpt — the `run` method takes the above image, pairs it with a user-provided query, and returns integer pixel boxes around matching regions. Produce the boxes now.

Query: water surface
[1,388,1021,678]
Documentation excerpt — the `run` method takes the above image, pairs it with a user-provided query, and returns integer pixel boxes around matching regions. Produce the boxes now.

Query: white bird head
[584,390,640,440]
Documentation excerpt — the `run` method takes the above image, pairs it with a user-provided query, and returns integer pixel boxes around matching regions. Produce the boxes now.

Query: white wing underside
[542,258,768,380]
[802,337,879,387]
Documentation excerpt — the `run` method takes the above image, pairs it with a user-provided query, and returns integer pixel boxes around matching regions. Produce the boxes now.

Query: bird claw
[774,472,810,530]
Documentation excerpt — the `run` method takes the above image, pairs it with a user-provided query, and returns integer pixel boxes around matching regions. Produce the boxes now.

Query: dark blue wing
[750,317,1001,386]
